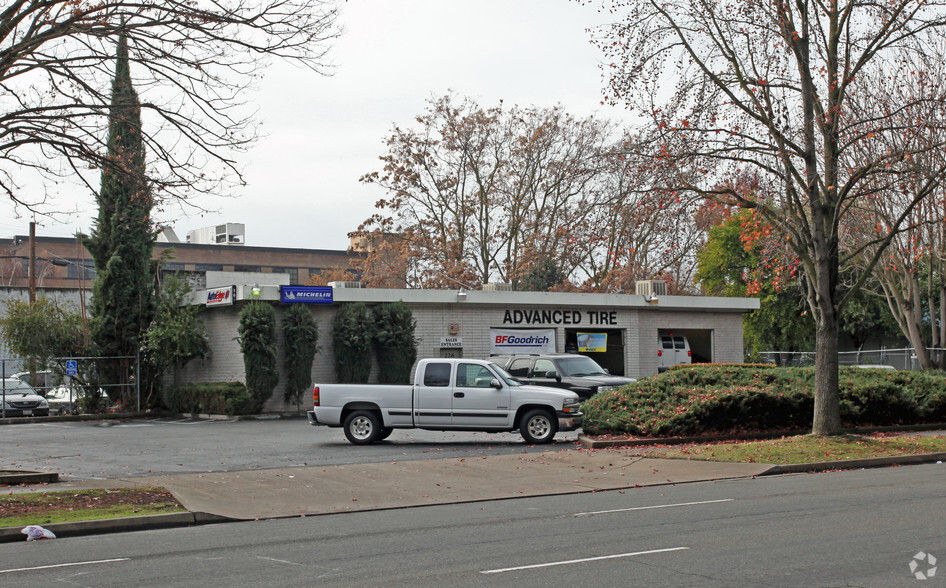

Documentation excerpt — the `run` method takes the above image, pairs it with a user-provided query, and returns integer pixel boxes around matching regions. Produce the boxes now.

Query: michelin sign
[280,286,333,304]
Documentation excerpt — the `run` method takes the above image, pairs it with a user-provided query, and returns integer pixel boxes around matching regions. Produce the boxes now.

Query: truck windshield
[558,356,608,377]
[487,363,520,387]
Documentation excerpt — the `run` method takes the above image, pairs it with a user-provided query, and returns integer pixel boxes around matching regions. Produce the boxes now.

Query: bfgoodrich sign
[490,328,555,354]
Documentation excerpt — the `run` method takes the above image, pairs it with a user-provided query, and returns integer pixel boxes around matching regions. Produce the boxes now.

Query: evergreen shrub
[581,364,945,437]
[333,302,372,383]
[282,304,319,412]
[371,302,417,384]
[164,382,252,416]
[237,301,279,412]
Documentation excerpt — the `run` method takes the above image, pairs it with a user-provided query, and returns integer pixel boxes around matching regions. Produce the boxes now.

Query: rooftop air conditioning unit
[482,283,513,291]
[635,280,668,297]
[328,281,364,289]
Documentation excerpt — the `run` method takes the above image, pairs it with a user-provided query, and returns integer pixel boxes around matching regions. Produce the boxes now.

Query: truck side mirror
[545,371,560,381]
[490,379,502,389]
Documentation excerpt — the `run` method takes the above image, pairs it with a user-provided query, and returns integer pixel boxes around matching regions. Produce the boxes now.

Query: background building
[0,230,358,290]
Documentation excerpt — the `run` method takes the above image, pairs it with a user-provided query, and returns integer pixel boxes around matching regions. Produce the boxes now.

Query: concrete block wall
[167,298,751,413]
[635,310,746,377]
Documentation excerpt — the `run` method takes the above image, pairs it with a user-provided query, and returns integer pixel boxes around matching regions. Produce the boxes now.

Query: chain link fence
[1,354,140,416]
[757,348,946,370]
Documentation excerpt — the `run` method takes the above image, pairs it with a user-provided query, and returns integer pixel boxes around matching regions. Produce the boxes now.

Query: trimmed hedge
[333,302,372,383]
[371,302,417,384]
[164,382,253,416]
[237,301,279,413]
[581,364,946,437]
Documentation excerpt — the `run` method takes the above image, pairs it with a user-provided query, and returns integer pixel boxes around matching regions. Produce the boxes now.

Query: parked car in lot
[1,378,50,417]
[491,353,636,400]
[13,370,91,414]
[44,385,85,415]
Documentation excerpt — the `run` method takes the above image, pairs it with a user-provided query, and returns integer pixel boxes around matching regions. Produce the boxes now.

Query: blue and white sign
[281,286,334,304]
[66,360,78,376]
[490,328,556,355]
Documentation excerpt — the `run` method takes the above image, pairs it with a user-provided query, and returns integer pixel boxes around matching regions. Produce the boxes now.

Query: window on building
[195,264,223,271]
[67,260,96,280]
[270,267,299,284]
[233,265,261,273]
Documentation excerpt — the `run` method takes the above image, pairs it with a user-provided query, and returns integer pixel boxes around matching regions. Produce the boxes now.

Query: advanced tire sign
[490,328,555,355]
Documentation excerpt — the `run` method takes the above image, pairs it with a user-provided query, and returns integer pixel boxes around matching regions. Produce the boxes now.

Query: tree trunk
[812,309,841,436]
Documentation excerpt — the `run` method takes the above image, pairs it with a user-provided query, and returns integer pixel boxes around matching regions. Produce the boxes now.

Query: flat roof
[208,285,759,313]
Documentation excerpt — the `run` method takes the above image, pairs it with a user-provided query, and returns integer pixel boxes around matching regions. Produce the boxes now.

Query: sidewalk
[3,440,945,542]
[0,448,771,542]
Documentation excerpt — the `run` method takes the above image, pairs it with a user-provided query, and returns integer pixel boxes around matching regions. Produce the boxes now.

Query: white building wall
[168,289,758,414]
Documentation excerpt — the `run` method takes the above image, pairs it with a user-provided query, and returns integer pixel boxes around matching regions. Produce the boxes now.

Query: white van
[658,334,691,372]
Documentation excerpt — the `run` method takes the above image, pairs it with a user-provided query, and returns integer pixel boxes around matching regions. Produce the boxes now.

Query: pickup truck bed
[307,358,582,444]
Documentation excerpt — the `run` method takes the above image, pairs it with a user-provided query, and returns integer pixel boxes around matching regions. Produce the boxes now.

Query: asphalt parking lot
[1,416,581,480]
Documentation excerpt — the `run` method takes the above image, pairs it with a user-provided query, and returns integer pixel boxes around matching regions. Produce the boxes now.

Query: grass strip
[0,487,186,528]
[642,434,946,464]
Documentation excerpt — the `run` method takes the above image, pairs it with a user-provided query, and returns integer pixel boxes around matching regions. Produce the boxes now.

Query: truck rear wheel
[343,410,382,445]
[520,409,557,444]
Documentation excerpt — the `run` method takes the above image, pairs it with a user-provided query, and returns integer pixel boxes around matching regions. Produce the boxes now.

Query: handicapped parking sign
[66,360,77,376]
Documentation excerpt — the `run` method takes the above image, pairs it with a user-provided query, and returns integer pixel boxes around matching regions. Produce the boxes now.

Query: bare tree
[590,0,946,435]
[845,54,946,368]
[359,94,613,288]
[0,1,341,214]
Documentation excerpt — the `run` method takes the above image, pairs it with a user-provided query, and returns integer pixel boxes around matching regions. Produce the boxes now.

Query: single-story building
[171,282,760,413]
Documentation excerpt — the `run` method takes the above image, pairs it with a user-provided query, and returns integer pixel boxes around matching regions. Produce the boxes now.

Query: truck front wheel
[520,409,557,444]
[343,410,382,445]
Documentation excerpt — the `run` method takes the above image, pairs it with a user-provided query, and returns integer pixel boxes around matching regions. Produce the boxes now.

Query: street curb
[757,452,946,475]
[0,411,173,426]
[577,424,946,449]
[0,471,58,485]
[577,431,807,449]
[0,512,234,544]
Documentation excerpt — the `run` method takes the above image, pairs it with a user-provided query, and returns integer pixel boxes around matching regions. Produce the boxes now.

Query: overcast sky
[1,0,635,251]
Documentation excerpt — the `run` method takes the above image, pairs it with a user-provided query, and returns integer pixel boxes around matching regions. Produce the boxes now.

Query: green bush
[333,302,372,383]
[371,302,417,384]
[282,304,319,412]
[237,301,279,413]
[164,382,251,416]
[581,364,945,437]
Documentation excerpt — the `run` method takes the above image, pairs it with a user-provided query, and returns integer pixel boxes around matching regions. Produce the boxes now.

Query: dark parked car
[491,353,636,400]
[1,378,51,417]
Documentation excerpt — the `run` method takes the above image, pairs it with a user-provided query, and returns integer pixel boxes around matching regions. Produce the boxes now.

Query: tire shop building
[172,280,760,413]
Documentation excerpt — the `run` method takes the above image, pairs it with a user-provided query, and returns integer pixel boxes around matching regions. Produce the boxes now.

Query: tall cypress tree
[82,34,156,408]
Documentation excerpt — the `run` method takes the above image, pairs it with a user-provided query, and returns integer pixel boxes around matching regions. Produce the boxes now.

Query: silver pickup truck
[307,358,583,445]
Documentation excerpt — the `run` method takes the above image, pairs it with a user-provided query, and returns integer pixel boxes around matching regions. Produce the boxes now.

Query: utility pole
[28,221,36,304]
[28,221,36,389]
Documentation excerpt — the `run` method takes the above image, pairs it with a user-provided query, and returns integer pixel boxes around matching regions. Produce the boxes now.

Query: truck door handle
[454,392,465,398]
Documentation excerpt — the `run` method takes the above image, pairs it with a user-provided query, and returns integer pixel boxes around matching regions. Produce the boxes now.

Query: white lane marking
[574,498,734,517]
[481,547,689,574]
[257,556,306,567]
[0,558,130,574]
